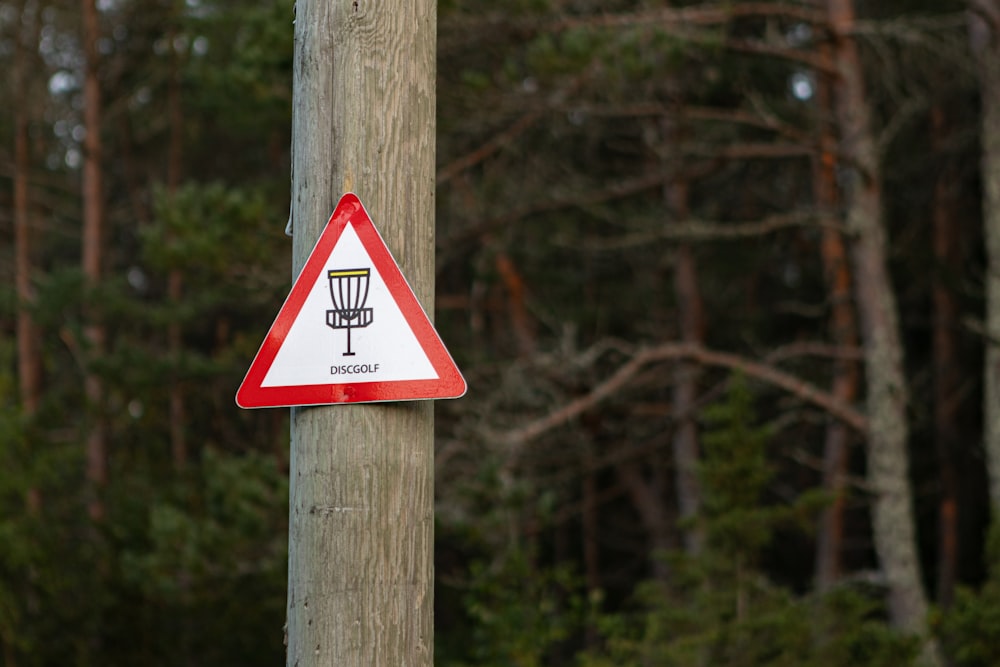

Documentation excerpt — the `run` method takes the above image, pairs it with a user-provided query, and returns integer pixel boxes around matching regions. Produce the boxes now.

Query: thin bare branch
[573,210,834,251]
[766,341,863,363]
[554,3,825,31]
[555,102,813,144]
[441,3,830,63]
[503,342,868,455]
[692,141,816,159]
[727,39,838,74]
[441,2,826,37]
[437,111,544,185]
[437,74,589,185]
[437,169,673,262]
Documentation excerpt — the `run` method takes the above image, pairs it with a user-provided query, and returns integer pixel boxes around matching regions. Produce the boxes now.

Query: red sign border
[236,193,467,408]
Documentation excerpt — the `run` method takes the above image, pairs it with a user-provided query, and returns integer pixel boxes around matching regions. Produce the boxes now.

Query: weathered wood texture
[287,0,436,665]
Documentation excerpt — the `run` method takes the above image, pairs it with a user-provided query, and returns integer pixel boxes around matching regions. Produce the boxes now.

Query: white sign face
[236,193,466,408]
[261,223,437,387]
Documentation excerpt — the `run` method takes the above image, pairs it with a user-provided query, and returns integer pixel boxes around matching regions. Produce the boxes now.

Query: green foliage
[436,378,916,667]
[580,379,918,667]
[585,575,917,667]
[0,350,30,658]
[121,448,287,597]
[181,0,293,160]
[699,376,776,558]
[0,341,97,665]
[106,448,288,666]
[143,182,278,277]
[0,0,294,658]
[440,548,588,667]
[938,521,1000,666]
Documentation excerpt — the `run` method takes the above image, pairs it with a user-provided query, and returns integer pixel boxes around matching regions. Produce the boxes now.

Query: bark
[580,449,603,648]
[666,176,705,556]
[286,0,436,664]
[611,113,706,570]
[827,0,939,662]
[81,0,107,523]
[495,252,536,357]
[14,0,42,528]
[971,0,1000,514]
[14,9,42,421]
[930,105,962,608]
[581,463,601,592]
[168,271,185,468]
[813,41,860,592]
[581,465,600,649]
[167,23,187,470]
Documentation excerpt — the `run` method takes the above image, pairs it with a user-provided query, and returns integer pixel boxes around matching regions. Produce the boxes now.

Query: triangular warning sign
[236,193,466,408]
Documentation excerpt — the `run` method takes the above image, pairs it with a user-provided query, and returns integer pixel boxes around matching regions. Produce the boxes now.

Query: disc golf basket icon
[326,268,374,356]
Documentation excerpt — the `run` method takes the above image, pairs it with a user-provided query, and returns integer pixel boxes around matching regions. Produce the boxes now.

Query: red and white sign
[236,193,466,408]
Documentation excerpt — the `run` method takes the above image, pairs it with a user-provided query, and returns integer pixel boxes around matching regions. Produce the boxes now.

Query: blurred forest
[4,0,1000,665]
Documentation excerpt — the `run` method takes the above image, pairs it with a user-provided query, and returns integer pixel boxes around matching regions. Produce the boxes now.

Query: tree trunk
[581,465,600,648]
[81,0,107,523]
[578,434,602,595]
[581,460,601,592]
[14,0,42,526]
[971,0,1000,514]
[669,201,705,557]
[14,6,41,424]
[167,22,187,470]
[827,1,938,662]
[813,40,859,591]
[930,104,962,608]
[664,114,704,556]
[286,0,437,664]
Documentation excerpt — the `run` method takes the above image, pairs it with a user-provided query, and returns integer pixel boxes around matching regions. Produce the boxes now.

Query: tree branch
[437,74,589,185]
[503,342,868,454]
[437,111,544,186]
[553,3,826,32]
[437,169,674,264]
[573,210,835,251]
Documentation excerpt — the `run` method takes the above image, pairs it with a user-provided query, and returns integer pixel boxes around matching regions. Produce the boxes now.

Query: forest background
[4,0,1000,665]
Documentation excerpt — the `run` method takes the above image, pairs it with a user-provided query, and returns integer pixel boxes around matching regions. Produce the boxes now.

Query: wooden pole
[286,0,436,665]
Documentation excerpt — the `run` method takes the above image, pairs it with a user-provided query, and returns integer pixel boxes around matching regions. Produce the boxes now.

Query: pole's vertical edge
[287,0,436,664]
